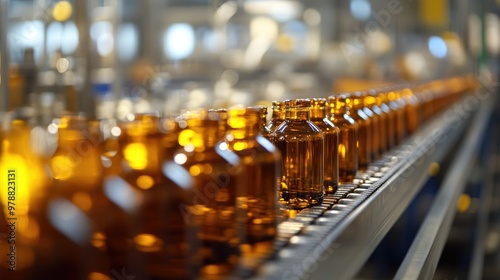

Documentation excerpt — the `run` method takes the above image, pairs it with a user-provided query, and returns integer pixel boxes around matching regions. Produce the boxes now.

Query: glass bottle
[376,90,395,150]
[0,114,49,279]
[348,93,372,170]
[35,114,117,279]
[391,87,407,144]
[327,94,358,182]
[113,113,200,279]
[222,106,281,263]
[160,115,182,161]
[310,98,339,194]
[174,109,241,278]
[273,99,323,209]
[400,87,420,135]
[267,101,285,133]
[359,92,381,160]
[259,105,273,141]
[366,89,387,155]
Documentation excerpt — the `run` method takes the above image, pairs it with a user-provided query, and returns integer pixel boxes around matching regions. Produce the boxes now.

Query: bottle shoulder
[273,119,322,135]
[310,118,339,133]
[330,114,357,126]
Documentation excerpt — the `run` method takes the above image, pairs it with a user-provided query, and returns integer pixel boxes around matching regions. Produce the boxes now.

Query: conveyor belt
[232,88,495,280]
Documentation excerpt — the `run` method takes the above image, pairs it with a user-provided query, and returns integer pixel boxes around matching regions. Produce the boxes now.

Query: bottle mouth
[327,94,351,110]
[272,101,285,112]
[120,113,161,136]
[310,98,327,109]
[181,109,224,128]
[285,99,311,109]
[227,106,260,129]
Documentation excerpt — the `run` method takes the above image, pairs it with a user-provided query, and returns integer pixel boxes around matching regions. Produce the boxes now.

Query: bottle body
[223,107,280,261]
[175,110,241,277]
[112,114,200,279]
[274,100,324,209]
[310,98,339,194]
[328,95,358,183]
[350,93,372,170]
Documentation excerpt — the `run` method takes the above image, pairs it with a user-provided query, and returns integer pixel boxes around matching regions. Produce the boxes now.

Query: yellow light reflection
[233,141,248,151]
[136,175,154,189]
[72,192,93,212]
[178,129,195,146]
[50,155,76,180]
[189,165,201,176]
[52,1,73,22]
[202,163,213,174]
[457,194,471,213]
[134,233,163,252]
[91,231,106,249]
[339,143,346,158]
[227,117,246,129]
[123,143,148,169]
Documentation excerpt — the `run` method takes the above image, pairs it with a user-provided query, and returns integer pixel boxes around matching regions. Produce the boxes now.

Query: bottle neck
[286,107,310,121]
[272,110,285,121]
[329,105,348,116]
[310,107,328,120]
[121,133,163,172]
[191,125,220,150]
[229,123,259,140]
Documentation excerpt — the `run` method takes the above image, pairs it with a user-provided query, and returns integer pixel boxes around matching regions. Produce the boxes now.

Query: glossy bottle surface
[223,106,280,265]
[39,115,115,279]
[366,90,387,155]
[360,92,381,160]
[267,101,285,133]
[274,99,324,209]
[175,109,241,278]
[349,93,372,170]
[259,105,273,142]
[114,114,200,279]
[310,98,339,194]
[327,94,358,182]
[0,117,50,279]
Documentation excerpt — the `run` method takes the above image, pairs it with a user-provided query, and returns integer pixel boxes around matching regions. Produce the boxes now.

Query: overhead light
[244,0,302,22]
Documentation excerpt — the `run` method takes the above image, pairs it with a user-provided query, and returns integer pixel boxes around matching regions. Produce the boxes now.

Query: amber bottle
[358,92,381,160]
[223,106,281,262]
[0,115,49,279]
[327,94,358,182]
[114,113,200,279]
[366,89,387,155]
[174,109,241,278]
[32,114,117,279]
[267,101,285,133]
[400,87,420,135]
[348,93,372,170]
[376,90,395,150]
[390,87,407,144]
[310,98,339,194]
[259,105,273,141]
[273,99,324,209]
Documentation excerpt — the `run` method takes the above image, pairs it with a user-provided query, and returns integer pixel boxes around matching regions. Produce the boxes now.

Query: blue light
[350,0,371,21]
[428,36,448,58]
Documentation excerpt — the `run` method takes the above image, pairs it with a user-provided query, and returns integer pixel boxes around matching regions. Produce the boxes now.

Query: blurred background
[1,0,498,122]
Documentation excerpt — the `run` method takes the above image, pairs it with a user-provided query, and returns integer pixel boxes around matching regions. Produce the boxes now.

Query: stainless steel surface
[395,91,496,280]
[255,91,488,280]
[0,0,9,112]
[468,154,495,280]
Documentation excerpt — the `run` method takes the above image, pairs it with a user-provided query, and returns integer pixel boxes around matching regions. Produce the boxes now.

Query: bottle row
[0,75,478,279]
